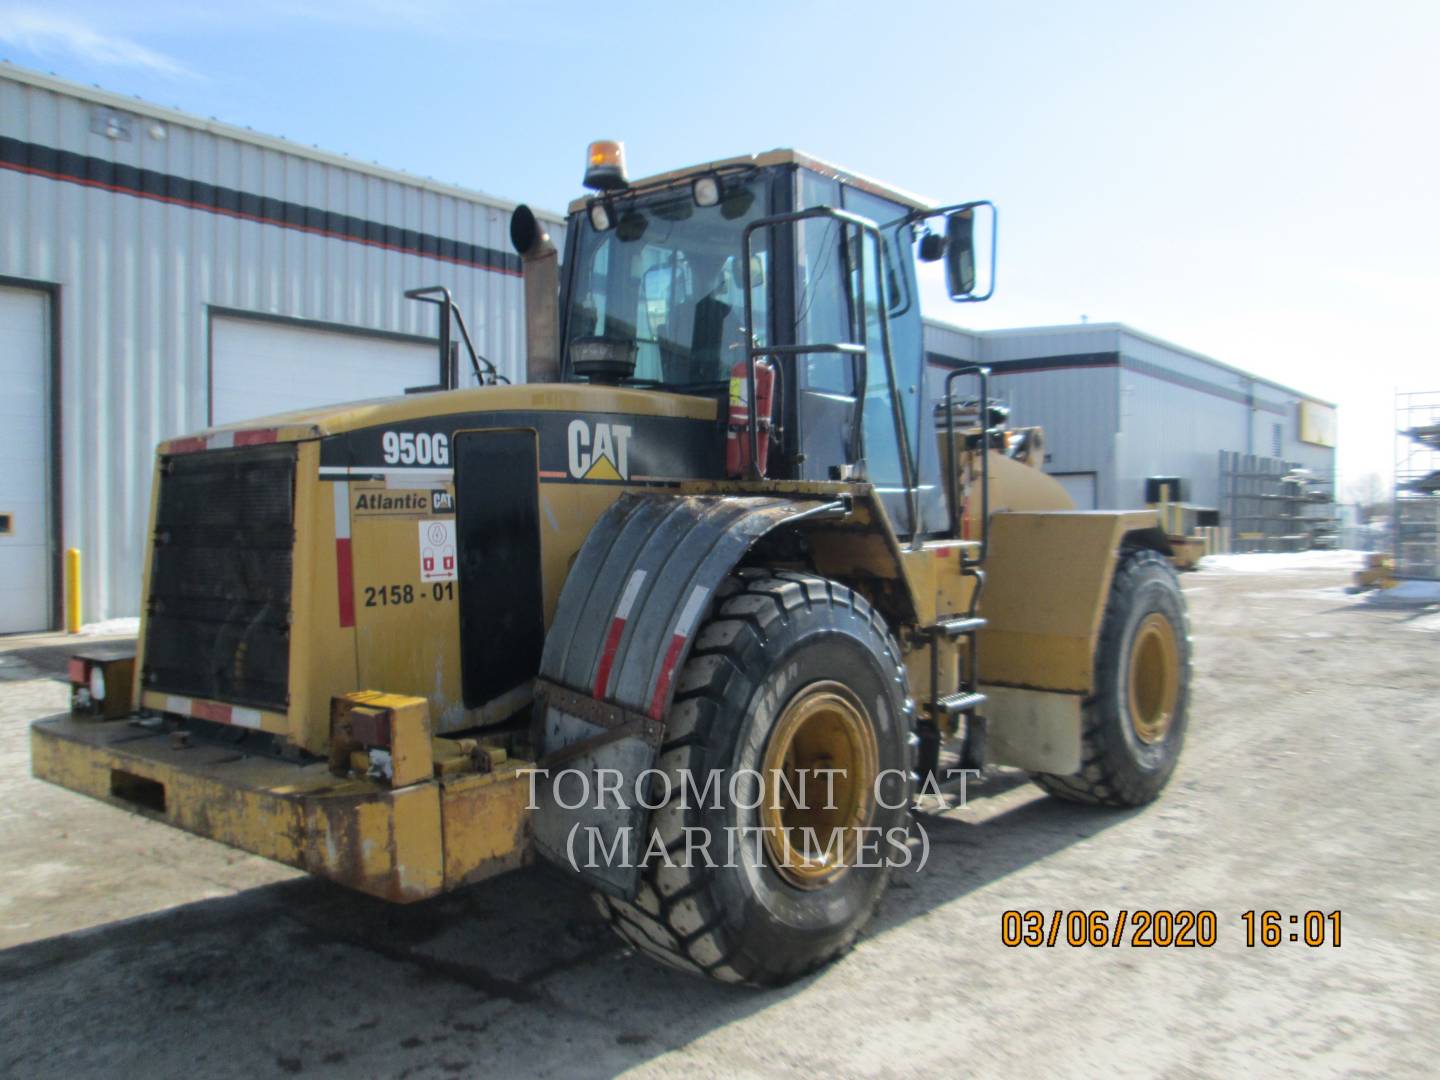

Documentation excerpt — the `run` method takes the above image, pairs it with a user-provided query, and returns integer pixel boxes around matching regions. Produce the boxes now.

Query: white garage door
[1053,472,1098,509]
[0,287,51,634]
[211,317,442,426]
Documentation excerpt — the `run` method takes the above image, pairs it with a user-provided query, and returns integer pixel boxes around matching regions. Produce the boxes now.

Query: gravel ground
[1,563,1436,1079]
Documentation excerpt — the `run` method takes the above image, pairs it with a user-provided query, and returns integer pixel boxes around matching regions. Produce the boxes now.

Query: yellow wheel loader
[32,143,1190,986]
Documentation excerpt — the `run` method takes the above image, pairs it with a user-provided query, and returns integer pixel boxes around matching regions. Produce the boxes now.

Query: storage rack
[1219,451,1336,553]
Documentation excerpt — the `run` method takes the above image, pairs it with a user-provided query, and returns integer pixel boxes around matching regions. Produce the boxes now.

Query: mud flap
[530,491,840,899]
[529,683,664,898]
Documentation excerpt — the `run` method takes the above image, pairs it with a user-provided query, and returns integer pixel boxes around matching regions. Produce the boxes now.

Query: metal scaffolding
[1395,390,1440,580]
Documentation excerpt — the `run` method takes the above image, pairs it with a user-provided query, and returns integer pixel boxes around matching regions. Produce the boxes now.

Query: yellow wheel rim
[1128,612,1180,744]
[759,681,879,889]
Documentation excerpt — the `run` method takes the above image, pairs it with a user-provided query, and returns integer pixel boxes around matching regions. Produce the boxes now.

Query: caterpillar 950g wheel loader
[32,143,1190,986]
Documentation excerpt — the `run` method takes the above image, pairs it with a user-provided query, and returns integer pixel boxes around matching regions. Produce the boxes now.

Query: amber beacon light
[583,140,629,191]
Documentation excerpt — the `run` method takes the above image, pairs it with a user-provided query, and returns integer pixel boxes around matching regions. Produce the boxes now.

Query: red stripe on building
[0,159,522,278]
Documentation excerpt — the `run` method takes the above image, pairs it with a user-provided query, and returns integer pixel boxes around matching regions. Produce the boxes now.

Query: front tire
[1032,548,1191,807]
[595,569,913,986]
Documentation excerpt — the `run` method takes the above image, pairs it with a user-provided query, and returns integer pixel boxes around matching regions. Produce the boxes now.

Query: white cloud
[0,8,197,78]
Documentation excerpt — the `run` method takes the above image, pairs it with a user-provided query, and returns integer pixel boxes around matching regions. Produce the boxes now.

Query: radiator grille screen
[141,444,296,711]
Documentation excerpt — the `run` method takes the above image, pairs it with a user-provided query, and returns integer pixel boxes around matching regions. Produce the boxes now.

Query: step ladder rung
[934,616,987,637]
[937,691,987,715]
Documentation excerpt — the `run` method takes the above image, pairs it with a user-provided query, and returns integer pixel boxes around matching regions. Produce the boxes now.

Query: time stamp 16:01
[1000,910,1342,949]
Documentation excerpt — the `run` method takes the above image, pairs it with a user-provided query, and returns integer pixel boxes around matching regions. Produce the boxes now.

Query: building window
[1272,422,1283,458]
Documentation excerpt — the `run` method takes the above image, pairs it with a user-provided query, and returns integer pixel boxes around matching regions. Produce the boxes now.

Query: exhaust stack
[509,205,560,384]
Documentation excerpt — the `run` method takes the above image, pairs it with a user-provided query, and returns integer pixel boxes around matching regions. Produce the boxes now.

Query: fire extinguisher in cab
[726,357,775,477]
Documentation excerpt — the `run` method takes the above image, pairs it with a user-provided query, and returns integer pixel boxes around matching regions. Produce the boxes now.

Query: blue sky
[3,0,1436,489]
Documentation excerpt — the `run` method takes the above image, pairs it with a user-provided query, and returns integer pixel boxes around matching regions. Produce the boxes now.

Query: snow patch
[1198,550,1369,574]
[79,617,140,636]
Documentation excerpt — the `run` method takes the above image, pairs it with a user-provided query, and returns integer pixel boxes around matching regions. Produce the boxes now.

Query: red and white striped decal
[167,428,278,455]
[333,481,355,628]
[592,569,647,699]
[647,584,711,720]
[164,695,262,730]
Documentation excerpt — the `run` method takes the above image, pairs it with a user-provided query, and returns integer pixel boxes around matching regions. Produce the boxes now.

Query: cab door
[789,172,917,534]
[841,185,945,537]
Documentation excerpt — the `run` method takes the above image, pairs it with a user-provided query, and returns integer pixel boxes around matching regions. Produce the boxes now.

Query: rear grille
[141,444,296,711]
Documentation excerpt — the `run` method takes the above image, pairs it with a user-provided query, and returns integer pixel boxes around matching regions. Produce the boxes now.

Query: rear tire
[595,569,913,986]
[1032,548,1191,807]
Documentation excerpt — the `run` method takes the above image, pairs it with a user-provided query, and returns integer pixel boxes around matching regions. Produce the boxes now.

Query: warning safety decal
[419,520,457,582]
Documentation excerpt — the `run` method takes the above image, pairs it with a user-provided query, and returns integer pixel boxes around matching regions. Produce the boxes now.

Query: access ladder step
[937,691,987,715]
[935,616,987,637]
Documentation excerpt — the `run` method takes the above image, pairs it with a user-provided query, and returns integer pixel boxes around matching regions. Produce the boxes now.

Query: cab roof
[565,148,936,215]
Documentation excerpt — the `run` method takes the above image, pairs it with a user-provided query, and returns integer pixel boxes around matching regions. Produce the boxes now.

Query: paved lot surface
[1,563,1437,1078]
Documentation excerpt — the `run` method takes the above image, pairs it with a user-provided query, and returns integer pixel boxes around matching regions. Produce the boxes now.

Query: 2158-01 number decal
[381,430,450,466]
[363,582,454,607]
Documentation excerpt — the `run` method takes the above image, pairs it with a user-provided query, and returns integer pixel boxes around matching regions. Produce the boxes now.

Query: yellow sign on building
[1299,400,1337,447]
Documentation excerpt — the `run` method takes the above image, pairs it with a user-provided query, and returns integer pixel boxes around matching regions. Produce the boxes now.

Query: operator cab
[555,143,995,539]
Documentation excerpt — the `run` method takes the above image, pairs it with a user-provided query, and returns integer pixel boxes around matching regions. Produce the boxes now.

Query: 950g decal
[381,430,450,466]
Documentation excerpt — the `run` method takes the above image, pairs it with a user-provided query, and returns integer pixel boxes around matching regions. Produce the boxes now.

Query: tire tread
[596,570,909,985]
[1032,548,1191,807]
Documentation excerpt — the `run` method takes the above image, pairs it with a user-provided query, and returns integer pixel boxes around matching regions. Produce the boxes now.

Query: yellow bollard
[65,547,82,634]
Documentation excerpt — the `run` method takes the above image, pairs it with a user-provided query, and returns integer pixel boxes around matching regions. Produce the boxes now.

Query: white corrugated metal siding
[923,320,980,365]
[1116,363,1247,508]
[0,66,564,622]
[925,320,1122,505]
[925,320,1337,513]
[992,366,1120,503]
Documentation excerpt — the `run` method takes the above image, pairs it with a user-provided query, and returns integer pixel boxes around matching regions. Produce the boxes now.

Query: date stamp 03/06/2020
[1000,910,1342,949]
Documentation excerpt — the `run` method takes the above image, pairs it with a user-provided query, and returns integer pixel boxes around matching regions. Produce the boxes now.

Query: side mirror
[939,201,996,302]
[641,265,669,304]
[945,210,976,297]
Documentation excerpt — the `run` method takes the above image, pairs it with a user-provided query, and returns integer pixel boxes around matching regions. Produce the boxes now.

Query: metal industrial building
[0,64,562,632]
[923,320,1338,516]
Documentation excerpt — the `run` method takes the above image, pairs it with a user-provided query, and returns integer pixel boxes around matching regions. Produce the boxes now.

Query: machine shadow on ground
[1318,600,1439,623]
[0,763,1139,1077]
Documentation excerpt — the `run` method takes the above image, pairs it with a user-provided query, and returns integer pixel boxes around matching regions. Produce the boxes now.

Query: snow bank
[1197,550,1369,574]
[80,617,140,636]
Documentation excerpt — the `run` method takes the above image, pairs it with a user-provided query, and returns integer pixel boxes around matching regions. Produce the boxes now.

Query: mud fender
[530,491,841,897]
